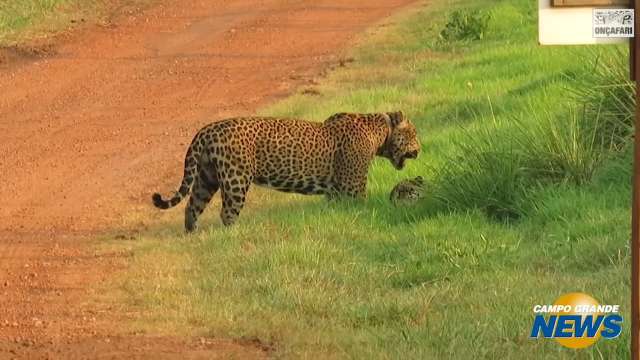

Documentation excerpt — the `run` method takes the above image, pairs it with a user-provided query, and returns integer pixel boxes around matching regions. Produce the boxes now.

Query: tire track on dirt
[0,0,417,357]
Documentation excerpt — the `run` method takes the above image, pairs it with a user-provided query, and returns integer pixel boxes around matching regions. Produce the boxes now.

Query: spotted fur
[152,111,420,232]
[389,176,425,206]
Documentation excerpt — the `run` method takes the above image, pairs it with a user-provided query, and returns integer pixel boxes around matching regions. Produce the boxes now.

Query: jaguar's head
[379,111,420,170]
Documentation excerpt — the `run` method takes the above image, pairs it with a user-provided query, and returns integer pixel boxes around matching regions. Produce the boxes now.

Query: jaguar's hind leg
[219,171,252,226]
[185,168,219,232]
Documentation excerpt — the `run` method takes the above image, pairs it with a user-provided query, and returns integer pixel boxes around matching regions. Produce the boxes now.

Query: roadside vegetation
[0,0,147,45]
[108,0,632,358]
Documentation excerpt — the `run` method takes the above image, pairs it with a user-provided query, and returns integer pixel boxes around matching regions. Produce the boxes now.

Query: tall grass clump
[438,9,491,42]
[431,120,528,221]
[514,106,605,185]
[433,103,611,220]
[567,47,635,151]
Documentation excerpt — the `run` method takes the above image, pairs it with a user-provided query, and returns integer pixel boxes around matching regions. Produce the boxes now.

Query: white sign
[593,9,634,38]
[539,0,628,45]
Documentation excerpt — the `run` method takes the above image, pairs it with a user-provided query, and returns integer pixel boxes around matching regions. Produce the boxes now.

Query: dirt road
[0,0,416,357]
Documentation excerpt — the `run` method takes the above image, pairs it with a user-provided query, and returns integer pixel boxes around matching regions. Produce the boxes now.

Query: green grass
[0,0,88,44]
[0,0,148,46]
[110,0,632,358]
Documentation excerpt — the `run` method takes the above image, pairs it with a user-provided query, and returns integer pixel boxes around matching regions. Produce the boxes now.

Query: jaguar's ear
[387,111,406,127]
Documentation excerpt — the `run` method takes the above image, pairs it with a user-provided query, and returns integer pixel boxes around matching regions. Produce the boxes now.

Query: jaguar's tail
[152,132,203,210]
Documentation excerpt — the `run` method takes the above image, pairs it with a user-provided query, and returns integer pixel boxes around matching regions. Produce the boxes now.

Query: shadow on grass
[506,73,566,97]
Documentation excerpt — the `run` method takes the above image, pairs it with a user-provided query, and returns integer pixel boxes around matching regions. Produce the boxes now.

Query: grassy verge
[0,0,149,46]
[108,0,632,358]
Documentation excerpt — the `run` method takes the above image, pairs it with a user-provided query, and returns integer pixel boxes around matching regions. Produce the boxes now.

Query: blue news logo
[529,292,622,349]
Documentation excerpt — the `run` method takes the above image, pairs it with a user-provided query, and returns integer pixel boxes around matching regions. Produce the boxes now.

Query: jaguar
[152,111,420,232]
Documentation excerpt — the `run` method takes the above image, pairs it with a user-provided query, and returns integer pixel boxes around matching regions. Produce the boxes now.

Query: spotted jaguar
[389,176,426,206]
[152,111,420,231]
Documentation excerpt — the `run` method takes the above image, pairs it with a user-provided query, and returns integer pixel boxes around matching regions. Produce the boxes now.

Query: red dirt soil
[0,0,417,358]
